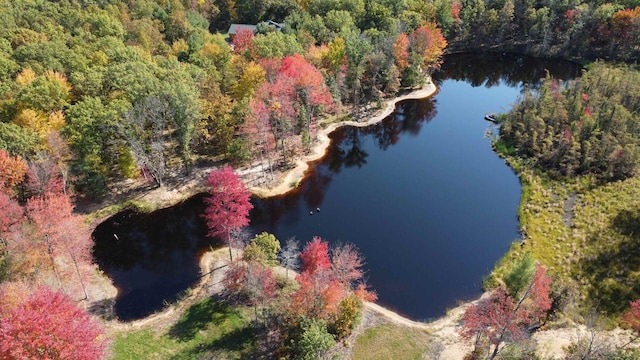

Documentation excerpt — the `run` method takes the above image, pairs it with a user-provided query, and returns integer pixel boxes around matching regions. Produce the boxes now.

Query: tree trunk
[226,228,233,261]
[280,123,287,166]
[70,252,89,301]
[45,235,64,293]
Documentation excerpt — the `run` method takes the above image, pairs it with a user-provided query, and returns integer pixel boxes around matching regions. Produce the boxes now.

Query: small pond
[93,53,581,321]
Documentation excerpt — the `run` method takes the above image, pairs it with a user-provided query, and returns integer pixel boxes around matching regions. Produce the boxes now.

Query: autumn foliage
[1,190,94,299]
[410,23,448,72]
[0,149,27,194]
[393,33,410,71]
[0,286,106,360]
[300,236,331,274]
[459,264,552,358]
[290,237,375,320]
[203,166,253,260]
[621,300,640,336]
[247,54,335,168]
[231,28,255,56]
[0,193,23,237]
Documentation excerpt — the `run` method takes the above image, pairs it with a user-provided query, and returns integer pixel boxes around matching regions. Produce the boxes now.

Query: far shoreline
[243,79,438,198]
[81,79,439,220]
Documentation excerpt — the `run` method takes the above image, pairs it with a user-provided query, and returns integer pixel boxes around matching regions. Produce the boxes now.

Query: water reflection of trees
[92,195,209,272]
[434,52,581,89]
[329,97,437,171]
[94,53,583,320]
[250,96,438,230]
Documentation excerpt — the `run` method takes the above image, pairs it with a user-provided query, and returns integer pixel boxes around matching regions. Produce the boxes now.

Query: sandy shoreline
[91,78,639,358]
[80,81,438,217]
[245,80,438,198]
[92,81,439,322]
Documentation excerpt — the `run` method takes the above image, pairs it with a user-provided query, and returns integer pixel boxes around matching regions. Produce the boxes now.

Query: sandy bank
[244,81,438,198]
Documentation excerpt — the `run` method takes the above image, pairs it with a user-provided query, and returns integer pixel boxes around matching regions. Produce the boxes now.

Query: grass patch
[112,298,258,360]
[352,324,433,360]
[490,158,640,319]
[86,199,156,223]
[319,114,353,128]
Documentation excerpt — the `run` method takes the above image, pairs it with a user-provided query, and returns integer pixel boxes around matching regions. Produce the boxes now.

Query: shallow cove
[92,53,581,321]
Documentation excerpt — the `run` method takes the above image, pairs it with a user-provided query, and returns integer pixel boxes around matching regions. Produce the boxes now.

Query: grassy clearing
[351,324,434,360]
[85,199,156,224]
[112,298,258,360]
[489,155,640,319]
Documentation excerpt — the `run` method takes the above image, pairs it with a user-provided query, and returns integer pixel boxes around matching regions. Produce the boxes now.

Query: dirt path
[364,302,430,329]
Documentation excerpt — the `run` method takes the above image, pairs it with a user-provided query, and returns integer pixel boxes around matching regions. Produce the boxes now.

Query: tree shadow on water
[87,297,116,321]
[579,209,640,315]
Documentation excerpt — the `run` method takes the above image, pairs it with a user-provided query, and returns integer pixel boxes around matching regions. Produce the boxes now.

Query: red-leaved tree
[459,264,552,359]
[0,286,106,360]
[410,22,448,73]
[292,237,338,319]
[393,33,410,71]
[621,299,640,347]
[622,300,640,333]
[300,236,331,274]
[232,28,255,56]
[291,237,375,320]
[279,54,334,150]
[254,74,297,165]
[24,191,93,299]
[0,193,24,239]
[203,166,253,260]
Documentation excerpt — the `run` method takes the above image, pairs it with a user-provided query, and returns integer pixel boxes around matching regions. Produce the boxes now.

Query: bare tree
[563,310,614,360]
[280,236,299,279]
[120,97,171,187]
[27,152,61,196]
[423,338,445,360]
[230,227,252,260]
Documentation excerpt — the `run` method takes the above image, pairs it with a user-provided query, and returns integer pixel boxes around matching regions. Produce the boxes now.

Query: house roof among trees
[228,21,284,35]
[228,24,257,35]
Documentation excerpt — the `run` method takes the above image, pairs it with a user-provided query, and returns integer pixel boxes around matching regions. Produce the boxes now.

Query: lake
[92,53,580,321]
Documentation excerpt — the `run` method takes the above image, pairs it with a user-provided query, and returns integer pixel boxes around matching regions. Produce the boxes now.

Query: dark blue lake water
[93,53,580,321]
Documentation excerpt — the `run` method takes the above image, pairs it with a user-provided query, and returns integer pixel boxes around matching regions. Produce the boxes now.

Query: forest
[2,0,640,358]
[0,0,638,198]
[500,62,640,182]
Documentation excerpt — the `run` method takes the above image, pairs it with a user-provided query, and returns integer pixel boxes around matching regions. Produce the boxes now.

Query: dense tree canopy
[0,0,448,197]
[500,63,640,182]
[0,286,106,360]
[4,0,640,357]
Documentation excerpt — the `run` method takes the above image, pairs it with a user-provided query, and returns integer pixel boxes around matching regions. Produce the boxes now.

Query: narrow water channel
[92,53,581,321]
